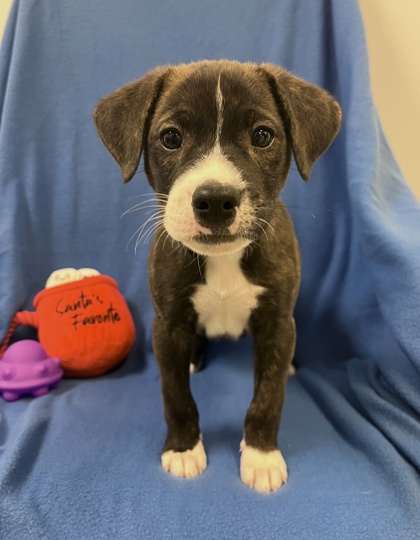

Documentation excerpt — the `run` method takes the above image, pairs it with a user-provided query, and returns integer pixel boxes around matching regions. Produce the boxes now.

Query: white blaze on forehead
[216,74,224,144]
[162,76,254,257]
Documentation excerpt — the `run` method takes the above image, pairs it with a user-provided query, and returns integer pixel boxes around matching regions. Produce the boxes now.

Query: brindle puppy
[94,60,341,493]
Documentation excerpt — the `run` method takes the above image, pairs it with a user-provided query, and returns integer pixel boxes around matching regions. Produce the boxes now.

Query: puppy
[94,60,341,493]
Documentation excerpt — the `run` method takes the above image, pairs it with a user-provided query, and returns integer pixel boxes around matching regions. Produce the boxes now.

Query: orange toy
[0,269,136,377]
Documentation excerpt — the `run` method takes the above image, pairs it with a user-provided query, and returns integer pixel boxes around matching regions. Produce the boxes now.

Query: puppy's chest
[191,252,265,339]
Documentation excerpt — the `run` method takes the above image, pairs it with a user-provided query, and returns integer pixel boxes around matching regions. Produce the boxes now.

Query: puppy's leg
[241,315,296,493]
[153,317,207,478]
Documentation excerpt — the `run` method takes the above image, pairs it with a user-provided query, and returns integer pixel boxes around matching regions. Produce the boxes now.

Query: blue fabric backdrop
[0,0,419,538]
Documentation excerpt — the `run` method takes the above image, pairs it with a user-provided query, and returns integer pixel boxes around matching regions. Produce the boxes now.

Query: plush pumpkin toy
[0,268,136,377]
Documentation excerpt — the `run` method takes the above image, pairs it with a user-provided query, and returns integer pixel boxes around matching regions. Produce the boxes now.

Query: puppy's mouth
[181,233,251,256]
[193,232,238,245]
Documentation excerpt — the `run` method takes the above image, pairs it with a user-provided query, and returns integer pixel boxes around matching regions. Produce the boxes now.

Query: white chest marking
[192,250,265,339]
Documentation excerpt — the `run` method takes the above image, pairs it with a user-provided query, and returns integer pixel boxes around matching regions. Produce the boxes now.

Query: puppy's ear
[260,64,342,180]
[93,67,170,183]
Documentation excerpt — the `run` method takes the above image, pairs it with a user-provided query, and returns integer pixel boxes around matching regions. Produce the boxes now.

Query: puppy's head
[94,61,341,256]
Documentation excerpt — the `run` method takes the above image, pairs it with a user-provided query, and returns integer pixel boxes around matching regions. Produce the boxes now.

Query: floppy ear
[93,66,170,183]
[260,64,342,181]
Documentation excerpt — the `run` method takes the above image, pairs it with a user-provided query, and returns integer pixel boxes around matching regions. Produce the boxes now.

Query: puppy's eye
[252,127,274,148]
[160,129,182,150]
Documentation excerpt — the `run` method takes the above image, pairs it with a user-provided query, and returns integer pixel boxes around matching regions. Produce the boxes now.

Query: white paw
[161,440,207,478]
[240,440,288,493]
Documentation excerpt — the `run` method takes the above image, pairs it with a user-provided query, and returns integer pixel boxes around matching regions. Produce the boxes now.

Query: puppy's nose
[192,182,240,227]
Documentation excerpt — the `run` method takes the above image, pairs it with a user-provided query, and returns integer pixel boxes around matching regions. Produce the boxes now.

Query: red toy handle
[0,311,39,359]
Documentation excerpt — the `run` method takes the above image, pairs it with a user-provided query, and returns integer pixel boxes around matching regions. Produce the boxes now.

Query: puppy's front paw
[161,440,207,478]
[240,440,288,493]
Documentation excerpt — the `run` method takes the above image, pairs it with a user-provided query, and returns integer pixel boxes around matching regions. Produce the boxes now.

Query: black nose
[192,182,240,227]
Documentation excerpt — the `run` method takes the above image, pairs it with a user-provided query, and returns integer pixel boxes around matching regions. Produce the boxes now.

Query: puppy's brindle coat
[94,60,341,493]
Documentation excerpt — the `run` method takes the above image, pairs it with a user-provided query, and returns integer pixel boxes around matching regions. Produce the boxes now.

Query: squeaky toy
[0,268,135,380]
[0,340,63,401]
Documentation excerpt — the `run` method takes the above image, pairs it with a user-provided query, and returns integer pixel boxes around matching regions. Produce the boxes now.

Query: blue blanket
[1,0,419,538]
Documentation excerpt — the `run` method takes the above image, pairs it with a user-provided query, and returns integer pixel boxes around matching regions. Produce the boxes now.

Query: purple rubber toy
[0,340,63,401]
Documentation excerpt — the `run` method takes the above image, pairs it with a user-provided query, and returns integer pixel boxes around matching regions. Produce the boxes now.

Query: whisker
[197,255,204,282]
[128,200,166,207]
[130,192,169,199]
[135,219,164,252]
[144,219,164,243]
[163,232,170,251]
[137,216,164,238]
[122,206,163,217]
[141,224,157,245]
[249,239,264,250]
[121,201,166,217]
[123,191,170,254]
[244,244,251,261]
[128,194,153,200]
[136,211,164,231]
[143,207,166,216]
[184,254,198,268]
[184,253,205,283]
[254,220,269,241]
[124,191,168,206]
[153,226,169,256]
[126,225,144,252]
[256,217,275,235]
[134,197,167,204]
[168,245,179,257]
[126,212,164,252]
[168,241,187,258]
